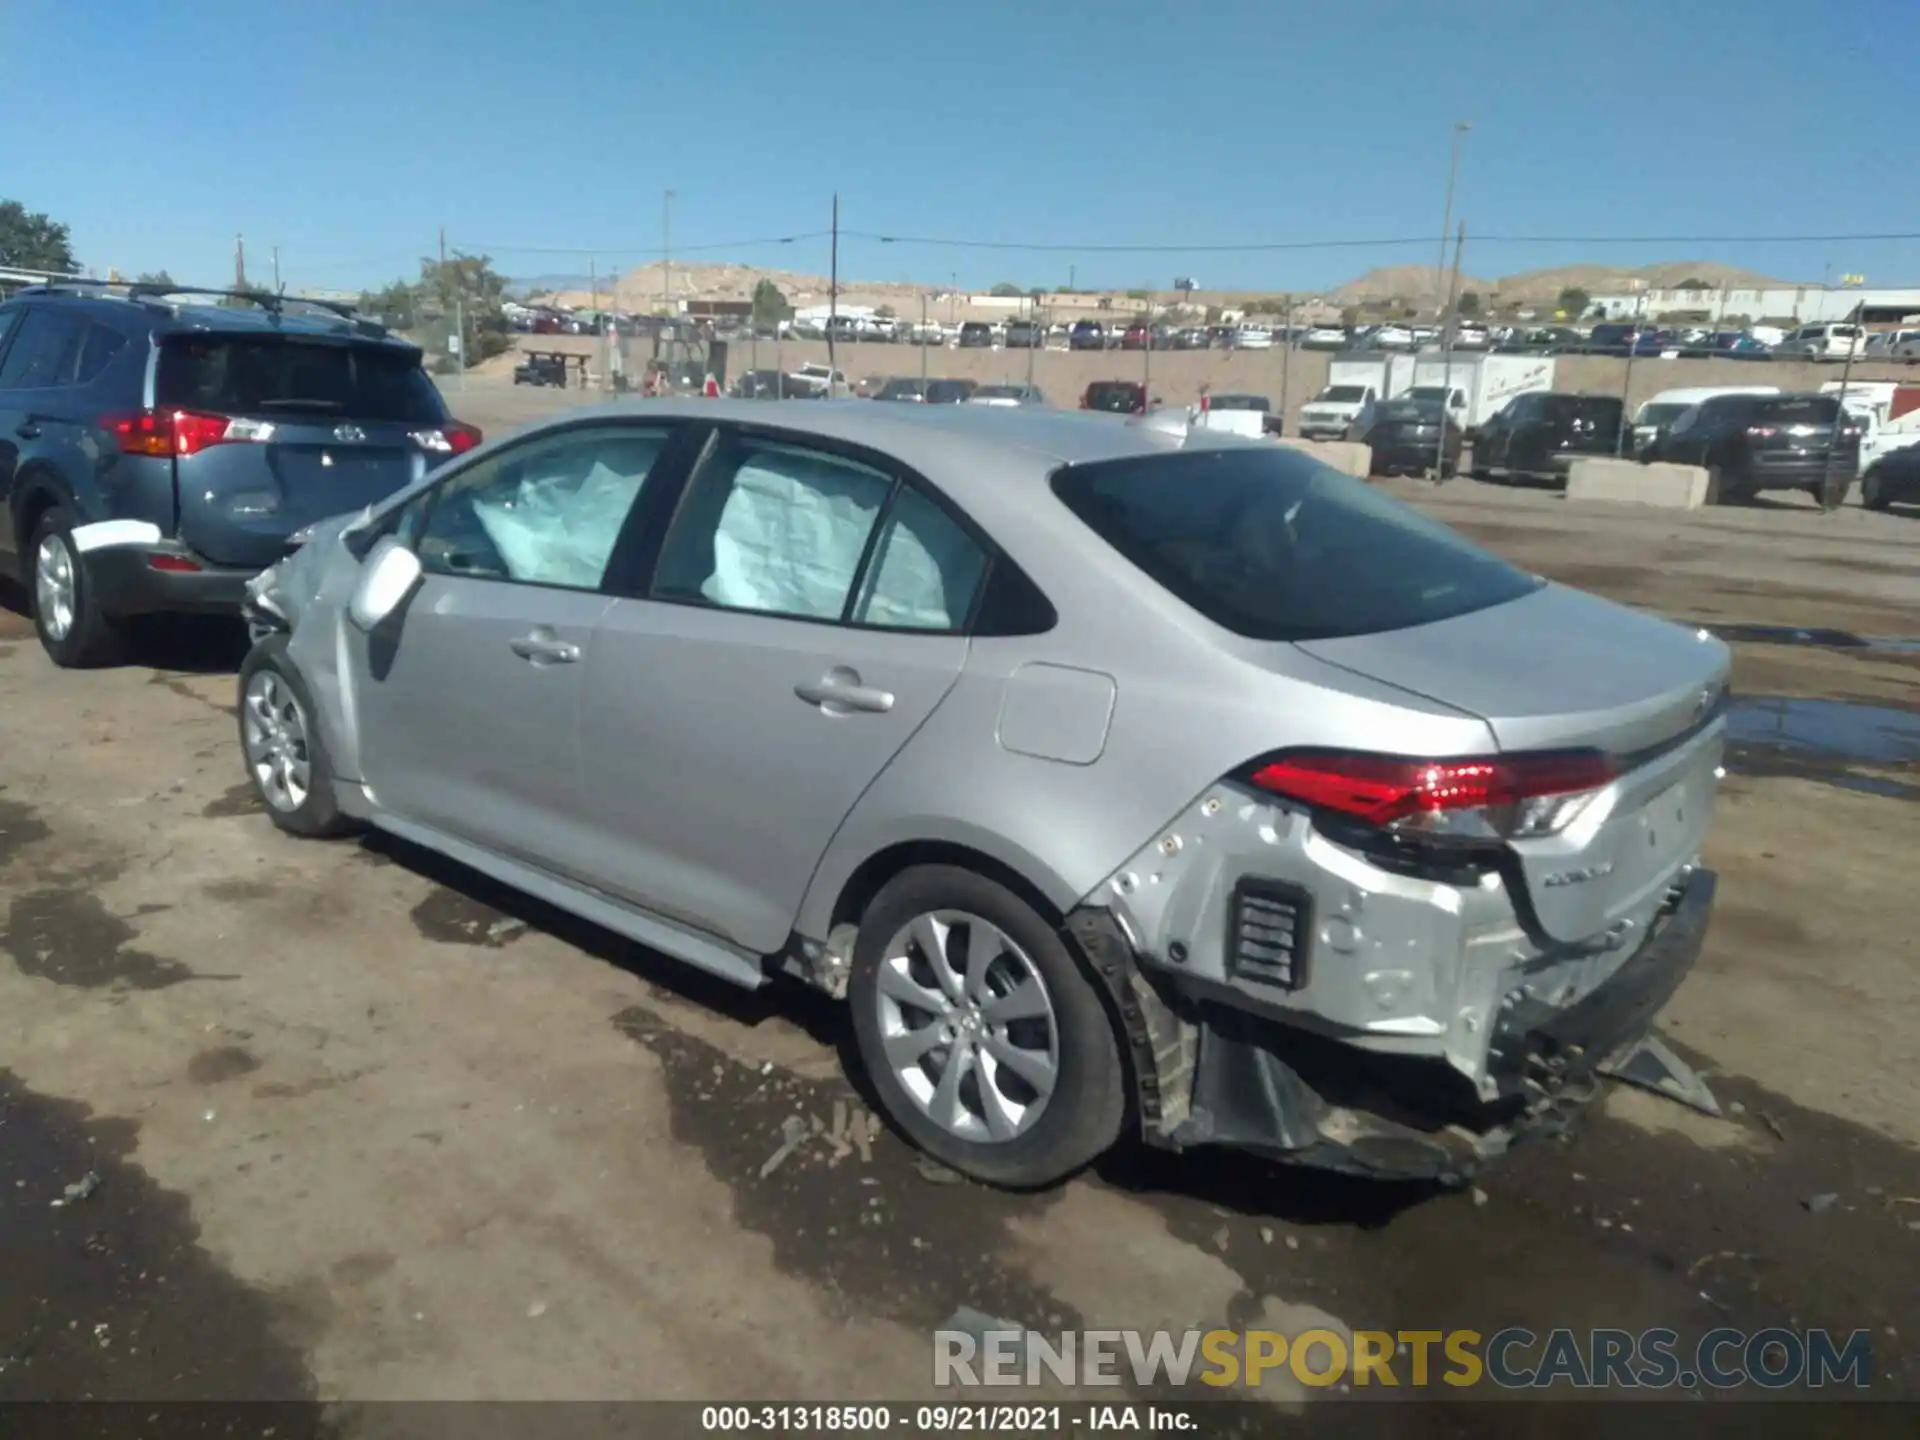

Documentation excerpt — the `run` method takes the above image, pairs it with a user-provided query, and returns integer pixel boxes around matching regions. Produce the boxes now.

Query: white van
[1632,385,1779,454]
[1773,323,1864,360]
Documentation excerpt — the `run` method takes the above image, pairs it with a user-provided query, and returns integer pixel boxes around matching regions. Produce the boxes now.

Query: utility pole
[662,190,675,318]
[920,290,929,385]
[1617,288,1646,456]
[234,233,247,291]
[1437,122,1470,316]
[439,227,446,268]
[1822,290,1862,511]
[1141,285,1152,402]
[1026,291,1040,392]
[1279,296,1295,436]
[590,256,603,390]
[271,245,281,294]
[1436,223,1466,481]
[828,192,840,391]
[1069,263,1076,292]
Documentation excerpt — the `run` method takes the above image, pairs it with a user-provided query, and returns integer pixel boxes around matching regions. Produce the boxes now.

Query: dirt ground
[476,333,1920,436]
[0,389,1916,1430]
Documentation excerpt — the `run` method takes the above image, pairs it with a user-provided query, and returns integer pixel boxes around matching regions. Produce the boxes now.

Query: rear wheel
[30,507,128,669]
[848,865,1126,1188]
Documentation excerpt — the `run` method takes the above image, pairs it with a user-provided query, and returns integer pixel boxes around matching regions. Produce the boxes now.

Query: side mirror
[349,536,423,631]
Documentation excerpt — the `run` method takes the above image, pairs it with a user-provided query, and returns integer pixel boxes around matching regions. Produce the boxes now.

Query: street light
[1437,122,1470,316]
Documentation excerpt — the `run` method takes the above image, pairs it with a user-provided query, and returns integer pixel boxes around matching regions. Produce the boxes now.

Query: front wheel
[1704,465,1746,506]
[236,639,353,838]
[848,866,1126,1189]
[1862,467,1891,511]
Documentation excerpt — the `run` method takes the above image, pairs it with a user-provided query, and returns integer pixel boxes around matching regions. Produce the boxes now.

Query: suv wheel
[1861,467,1891,511]
[237,638,352,838]
[848,866,1125,1189]
[30,507,128,668]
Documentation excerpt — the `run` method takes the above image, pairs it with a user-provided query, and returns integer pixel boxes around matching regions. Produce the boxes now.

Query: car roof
[1645,386,1780,405]
[6,290,409,347]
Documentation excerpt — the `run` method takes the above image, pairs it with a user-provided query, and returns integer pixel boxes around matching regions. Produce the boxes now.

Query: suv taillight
[1247,749,1617,841]
[409,421,483,455]
[106,409,269,458]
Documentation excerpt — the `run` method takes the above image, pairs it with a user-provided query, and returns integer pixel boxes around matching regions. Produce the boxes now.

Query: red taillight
[147,553,202,573]
[410,422,483,456]
[1248,749,1616,840]
[107,409,238,458]
[1747,425,1778,438]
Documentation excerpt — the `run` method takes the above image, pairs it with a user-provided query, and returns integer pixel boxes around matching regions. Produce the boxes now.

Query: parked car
[789,363,849,397]
[1296,383,1376,440]
[1206,324,1238,349]
[1299,326,1348,351]
[1510,326,1584,354]
[1864,329,1920,359]
[958,322,995,349]
[1232,324,1274,350]
[513,354,570,388]
[1630,386,1779,457]
[1585,323,1668,355]
[1450,324,1491,351]
[967,383,1048,408]
[0,284,477,668]
[1773,323,1865,361]
[1003,321,1041,349]
[1190,393,1271,438]
[1081,380,1147,414]
[1361,325,1417,352]
[922,379,978,405]
[730,369,807,400]
[1860,441,1920,511]
[1120,324,1151,351]
[1068,320,1107,351]
[1471,392,1623,485]
[1354,397,1464,478]
[1171,327,1210,350]
[237,398,1729,1188]
[1702,331,1771,360]
[875,377,934,402]
[1652,391,1860,506]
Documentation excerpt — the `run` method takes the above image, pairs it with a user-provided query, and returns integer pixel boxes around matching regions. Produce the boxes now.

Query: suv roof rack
[11,280,388,339]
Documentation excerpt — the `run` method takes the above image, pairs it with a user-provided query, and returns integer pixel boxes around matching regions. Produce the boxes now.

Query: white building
[1591,285,1920,325]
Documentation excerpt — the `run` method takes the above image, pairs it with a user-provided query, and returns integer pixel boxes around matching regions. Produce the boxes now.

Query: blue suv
[0,284,479,666]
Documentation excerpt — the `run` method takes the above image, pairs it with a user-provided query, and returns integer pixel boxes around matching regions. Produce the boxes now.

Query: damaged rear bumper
[1071,868,1716,1183]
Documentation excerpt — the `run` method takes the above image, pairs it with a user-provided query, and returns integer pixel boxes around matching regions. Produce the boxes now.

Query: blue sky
[5,0,1916,295]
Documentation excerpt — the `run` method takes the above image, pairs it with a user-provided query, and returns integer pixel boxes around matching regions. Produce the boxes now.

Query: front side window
[653,435,895,621]
[408,424,670,589]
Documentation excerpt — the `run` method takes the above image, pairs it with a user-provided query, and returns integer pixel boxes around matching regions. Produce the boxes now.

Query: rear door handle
[795,668,894,715]
[509,631,580,665]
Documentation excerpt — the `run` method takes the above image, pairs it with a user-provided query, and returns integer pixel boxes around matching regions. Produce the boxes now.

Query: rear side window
[74,323,130,384]
[156,336,446,422]
[0,309,85,389]
[1053,447,1540,642]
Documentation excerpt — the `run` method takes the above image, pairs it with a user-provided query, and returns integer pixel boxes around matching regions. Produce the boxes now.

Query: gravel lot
[0,385,1915,1425]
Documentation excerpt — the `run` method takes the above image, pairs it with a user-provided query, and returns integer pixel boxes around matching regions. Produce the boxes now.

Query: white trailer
[1412,353,1555,430]
[1327,353,1419,399]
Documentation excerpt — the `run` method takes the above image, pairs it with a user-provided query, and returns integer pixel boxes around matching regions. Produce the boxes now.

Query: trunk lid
[1297,584,1730,943]
[157,331,449,568]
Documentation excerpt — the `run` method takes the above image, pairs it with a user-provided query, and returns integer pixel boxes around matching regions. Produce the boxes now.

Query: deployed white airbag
[473,457,650,589]
[702,451,887,618]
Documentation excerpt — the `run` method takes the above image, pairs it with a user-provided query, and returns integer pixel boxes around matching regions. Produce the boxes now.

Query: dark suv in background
[1471,392,1623,485]
[1652,392,1859,507]
[0,284,477,667]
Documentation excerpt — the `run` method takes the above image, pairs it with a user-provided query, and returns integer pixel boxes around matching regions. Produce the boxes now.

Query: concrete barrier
[1274,437,1372,478]
[1566,456,1710,510]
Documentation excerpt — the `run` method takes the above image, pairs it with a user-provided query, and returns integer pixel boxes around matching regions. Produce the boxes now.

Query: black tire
[848,865,1126,1188]
[29,506,128,669]
[1861,467,1890,511]
[235,637,353,838]
[1704,465,1745,506]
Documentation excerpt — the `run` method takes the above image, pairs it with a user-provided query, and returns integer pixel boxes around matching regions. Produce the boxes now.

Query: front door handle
[795,667,894,715]
[509,631,580,665]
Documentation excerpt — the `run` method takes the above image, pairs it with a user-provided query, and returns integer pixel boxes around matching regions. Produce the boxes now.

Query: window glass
[0,309,84,389]
[1053,446,1539,642]
[156,336,445,421]
[74,323,130,384]
[654,436,894,621]
[852,486,988,631]
[411,424,668,589]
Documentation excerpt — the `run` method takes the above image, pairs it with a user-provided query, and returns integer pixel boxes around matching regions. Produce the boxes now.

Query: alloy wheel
[242,670,313,813]
[34,534,76,642]
[874,909,1060,1144]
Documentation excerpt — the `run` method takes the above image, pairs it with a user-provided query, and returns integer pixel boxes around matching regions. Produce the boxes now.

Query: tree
[1677,277,1709,290]
[0,200,77,273]
[1556,286,1591,317]
[989,282,1023,298]
[1458,291,1482,317]
[363,253,512,370]
[359,280,418,329]
[134,270,176,289]
[874,303,895,319]
[750,277,791,327]
[1124,288,1150,301]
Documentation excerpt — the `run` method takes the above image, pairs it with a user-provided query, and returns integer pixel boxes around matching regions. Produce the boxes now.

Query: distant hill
[1330,260,1790,307]
[1331,265,1494,302]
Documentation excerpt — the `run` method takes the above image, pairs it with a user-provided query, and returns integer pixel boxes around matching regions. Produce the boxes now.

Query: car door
[577,426,990,953]
[351,419,690,874]
[0,307,83,568]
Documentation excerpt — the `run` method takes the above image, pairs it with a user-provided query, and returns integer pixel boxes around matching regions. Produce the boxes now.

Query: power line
[455,231,829,258]
[840,228,1920,254]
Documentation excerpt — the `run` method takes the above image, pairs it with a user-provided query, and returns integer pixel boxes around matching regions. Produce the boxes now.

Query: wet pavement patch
[1710,623,1920,657]
[203,781,265,818]
[187,1045,262,1085]
[1725,695,1920,801]
[610,1002,1079,1333]
[0,1069,326,1412]
[410,886,529,947]
[0,794,51,870]
[4,890,195,990]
